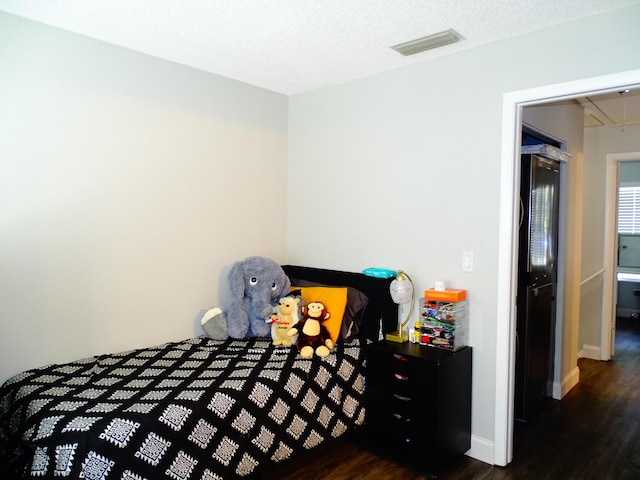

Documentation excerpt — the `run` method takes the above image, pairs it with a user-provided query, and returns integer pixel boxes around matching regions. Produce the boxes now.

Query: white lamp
[386,270,415,343]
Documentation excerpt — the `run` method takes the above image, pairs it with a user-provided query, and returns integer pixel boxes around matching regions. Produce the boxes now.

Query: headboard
[281,265,397,341]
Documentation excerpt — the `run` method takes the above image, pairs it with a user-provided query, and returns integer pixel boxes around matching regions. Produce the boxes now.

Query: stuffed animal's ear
[276,270,291,296]
[228,261,245,298]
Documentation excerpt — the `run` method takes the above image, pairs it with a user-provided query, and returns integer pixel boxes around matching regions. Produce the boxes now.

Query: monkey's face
[306,302,325,319]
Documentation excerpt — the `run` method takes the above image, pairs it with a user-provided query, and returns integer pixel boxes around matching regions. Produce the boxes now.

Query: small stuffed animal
[288,301,334,358]
[271,295,301,347]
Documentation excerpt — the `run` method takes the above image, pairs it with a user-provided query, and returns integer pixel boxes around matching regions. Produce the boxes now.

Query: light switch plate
[462,251,474,272]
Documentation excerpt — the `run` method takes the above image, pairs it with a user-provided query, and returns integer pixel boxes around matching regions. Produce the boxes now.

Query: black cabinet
[365,341,472,470]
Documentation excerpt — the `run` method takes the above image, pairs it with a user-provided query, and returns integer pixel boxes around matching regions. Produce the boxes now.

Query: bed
[0,265,396,479]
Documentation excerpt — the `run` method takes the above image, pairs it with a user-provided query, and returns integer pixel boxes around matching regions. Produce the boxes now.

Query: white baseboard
[580,344,601,360]
[552,365,580,399]
[466,434,495,465]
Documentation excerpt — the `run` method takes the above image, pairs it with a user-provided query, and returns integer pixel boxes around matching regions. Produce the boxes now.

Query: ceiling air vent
[391,29,462,56]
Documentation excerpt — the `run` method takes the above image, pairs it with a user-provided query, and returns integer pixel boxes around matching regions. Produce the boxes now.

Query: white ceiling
[578,90,640,128]
[2,0,640,125]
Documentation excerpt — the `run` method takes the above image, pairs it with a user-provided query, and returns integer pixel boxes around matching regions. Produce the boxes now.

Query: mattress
[0,336,366,479]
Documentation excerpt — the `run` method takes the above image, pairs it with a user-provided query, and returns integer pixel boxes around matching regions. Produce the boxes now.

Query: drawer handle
[393,413,412,422]
[393,373,409,381]
[393,393,411,402]
[392,354,409,362]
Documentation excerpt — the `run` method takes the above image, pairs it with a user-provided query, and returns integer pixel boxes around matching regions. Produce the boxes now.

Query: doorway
[603,154,640,360]
[495,69,640,467]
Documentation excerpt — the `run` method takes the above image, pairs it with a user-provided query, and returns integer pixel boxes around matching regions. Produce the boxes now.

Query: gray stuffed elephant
[201,256,291,339]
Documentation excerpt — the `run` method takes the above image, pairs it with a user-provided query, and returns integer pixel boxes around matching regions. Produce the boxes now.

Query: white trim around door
[496,69,640,467]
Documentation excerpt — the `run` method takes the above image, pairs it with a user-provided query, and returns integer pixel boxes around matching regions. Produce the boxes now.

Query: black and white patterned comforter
[0,337,366,479]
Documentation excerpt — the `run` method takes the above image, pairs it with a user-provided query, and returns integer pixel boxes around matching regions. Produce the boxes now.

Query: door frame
[603,152,640,360]
[495,69,640,466]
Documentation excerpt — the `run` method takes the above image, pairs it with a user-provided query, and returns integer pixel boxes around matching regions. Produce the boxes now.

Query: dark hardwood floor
[262,317,640,479]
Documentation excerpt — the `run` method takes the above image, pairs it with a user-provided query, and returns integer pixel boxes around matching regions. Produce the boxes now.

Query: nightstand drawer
[368,347,436,401]
[366,393,417,428]
[368,348,428,380]
[367,371,423,399]
[368,387,417,411]
[369,348,423,372]
[366,398,422,451]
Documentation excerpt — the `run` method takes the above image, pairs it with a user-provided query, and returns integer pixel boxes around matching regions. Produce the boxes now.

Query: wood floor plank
[262,318,640,479]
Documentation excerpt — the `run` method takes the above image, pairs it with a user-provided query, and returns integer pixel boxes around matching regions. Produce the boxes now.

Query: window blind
[618,186,640,233]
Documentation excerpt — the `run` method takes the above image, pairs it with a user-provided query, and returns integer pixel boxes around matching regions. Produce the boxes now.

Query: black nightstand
[365,341,472,472]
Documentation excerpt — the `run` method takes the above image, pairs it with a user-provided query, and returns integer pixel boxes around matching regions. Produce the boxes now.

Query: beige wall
[0,12,289,382]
